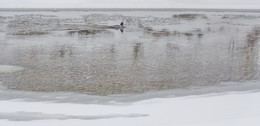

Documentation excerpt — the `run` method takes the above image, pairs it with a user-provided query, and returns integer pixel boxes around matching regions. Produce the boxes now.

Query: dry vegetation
[12,30,48,35]
[247,27,260,44]
[222,14,260,19]
[68,29,103,35]
[173,14,208,20]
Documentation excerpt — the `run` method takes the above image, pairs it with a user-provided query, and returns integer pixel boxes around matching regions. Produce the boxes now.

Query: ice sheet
[0,91,260,126]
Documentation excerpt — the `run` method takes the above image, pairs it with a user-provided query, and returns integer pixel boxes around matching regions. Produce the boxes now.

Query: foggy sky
[0,0,259,9]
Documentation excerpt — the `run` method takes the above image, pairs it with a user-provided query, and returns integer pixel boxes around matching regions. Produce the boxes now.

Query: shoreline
[1,80,259,104]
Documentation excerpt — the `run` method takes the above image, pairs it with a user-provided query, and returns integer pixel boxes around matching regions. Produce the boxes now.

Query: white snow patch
[0,65,24,73]
[0,91,260,126]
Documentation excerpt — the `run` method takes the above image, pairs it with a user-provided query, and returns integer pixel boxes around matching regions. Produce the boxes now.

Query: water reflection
[240,28,259,80]
[109,44,116,54]
[133,43,143,61]
[51,46,73,59]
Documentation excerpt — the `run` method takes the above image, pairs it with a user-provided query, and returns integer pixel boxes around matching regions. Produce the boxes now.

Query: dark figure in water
[110,22,126,32]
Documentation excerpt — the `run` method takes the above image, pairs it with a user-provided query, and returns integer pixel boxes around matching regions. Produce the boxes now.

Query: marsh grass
[12,30,48,35]
[173,14,208,20]
[222,14,260,19]
[68,29,103,35]
[247,27,260,44]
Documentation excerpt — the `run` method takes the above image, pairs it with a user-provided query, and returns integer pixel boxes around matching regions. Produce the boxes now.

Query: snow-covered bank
[0,91,260,126]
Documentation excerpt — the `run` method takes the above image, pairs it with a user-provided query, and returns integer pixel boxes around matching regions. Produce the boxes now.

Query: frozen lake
[0,9,260,95]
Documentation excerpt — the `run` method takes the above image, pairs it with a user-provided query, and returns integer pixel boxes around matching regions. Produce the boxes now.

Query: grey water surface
[0,9,260,95]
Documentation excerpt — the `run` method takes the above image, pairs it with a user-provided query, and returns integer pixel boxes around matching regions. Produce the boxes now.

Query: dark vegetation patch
[138,23,171,37]
[151,29,171,37]
[12,30,48,35]
[68,29,103,35]
[247,27,260,44]
[173,14,208,20]
[138,23,204,38]
[222,14,260,19]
